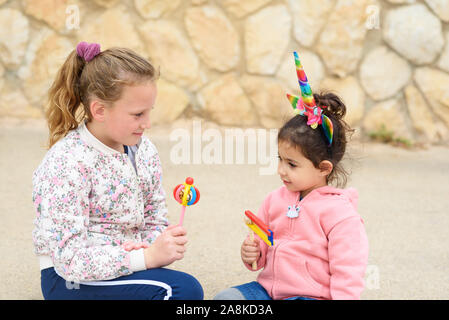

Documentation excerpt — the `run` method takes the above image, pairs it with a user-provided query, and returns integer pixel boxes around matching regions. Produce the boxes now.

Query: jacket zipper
[270,241,281,297]
[124,153,143,229]
[272,194,303,297]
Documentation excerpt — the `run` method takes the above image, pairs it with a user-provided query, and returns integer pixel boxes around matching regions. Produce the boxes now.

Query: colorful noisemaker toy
[244,210,274,270]
[173,177,200,226]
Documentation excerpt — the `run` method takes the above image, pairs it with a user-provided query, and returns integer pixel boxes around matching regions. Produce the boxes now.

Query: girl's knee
[214,288,246,300]
[173,272,203,300]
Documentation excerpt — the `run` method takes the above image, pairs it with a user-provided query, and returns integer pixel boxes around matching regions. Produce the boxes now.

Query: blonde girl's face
[277,141,329,197]
[103,81,157,149]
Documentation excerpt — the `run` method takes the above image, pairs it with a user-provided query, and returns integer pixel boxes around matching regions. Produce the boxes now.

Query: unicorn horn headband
[286,51,333,146]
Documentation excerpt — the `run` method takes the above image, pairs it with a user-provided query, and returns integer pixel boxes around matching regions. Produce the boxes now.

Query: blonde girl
[32,42,203,300]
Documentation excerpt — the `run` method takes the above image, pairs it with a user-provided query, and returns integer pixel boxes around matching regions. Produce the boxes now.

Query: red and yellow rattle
[173,177,200,226]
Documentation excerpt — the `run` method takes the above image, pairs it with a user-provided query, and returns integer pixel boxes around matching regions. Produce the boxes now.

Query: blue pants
[41,267,203,300]
[214,281,315,300]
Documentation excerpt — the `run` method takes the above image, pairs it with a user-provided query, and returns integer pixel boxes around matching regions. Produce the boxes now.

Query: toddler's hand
[143,225,188,269]
[241,237,260,265]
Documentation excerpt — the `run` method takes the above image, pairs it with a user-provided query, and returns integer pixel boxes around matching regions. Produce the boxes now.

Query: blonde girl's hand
[143,225,188,269]
[241,236,261,265]
[122,241,150,252]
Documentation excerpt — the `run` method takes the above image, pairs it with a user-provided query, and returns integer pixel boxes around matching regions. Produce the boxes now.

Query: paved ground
[1,118,448,300]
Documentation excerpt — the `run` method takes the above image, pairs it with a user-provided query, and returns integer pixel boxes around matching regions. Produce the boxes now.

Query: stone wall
[1,0,449,145]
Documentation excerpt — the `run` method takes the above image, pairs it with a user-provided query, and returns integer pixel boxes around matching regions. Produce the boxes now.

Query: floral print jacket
[32,122,168,282]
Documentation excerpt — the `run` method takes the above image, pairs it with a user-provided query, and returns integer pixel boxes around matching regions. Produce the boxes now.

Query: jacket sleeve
[327,213,369,300]
[140,150,169,244]
[33,152,136,282]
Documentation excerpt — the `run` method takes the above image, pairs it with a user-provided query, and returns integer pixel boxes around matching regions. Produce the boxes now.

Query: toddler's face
[103,81,157,148]
[277,141,327,197]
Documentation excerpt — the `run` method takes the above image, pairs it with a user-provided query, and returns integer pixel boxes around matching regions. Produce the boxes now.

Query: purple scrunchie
[76,41,101,62]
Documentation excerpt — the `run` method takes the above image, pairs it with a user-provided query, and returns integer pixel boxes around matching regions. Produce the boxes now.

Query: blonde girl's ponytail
[45,50,86,149]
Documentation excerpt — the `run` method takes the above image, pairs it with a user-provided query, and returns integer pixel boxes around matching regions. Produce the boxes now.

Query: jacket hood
[307,186,358,210]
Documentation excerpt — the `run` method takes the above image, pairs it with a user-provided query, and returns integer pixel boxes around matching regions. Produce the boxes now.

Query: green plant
[368,124,413,148]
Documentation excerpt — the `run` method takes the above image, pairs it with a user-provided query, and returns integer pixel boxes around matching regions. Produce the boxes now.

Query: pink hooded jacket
[245,185,369,300]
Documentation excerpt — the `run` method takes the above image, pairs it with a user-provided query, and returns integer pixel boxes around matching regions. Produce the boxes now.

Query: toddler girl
[214,52,369,300]
[32,42,203,300]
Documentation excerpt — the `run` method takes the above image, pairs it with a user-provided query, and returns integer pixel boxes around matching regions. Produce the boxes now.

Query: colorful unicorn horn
[285,51,334,145]
[294,51,316,109]
[286,51,317,119]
